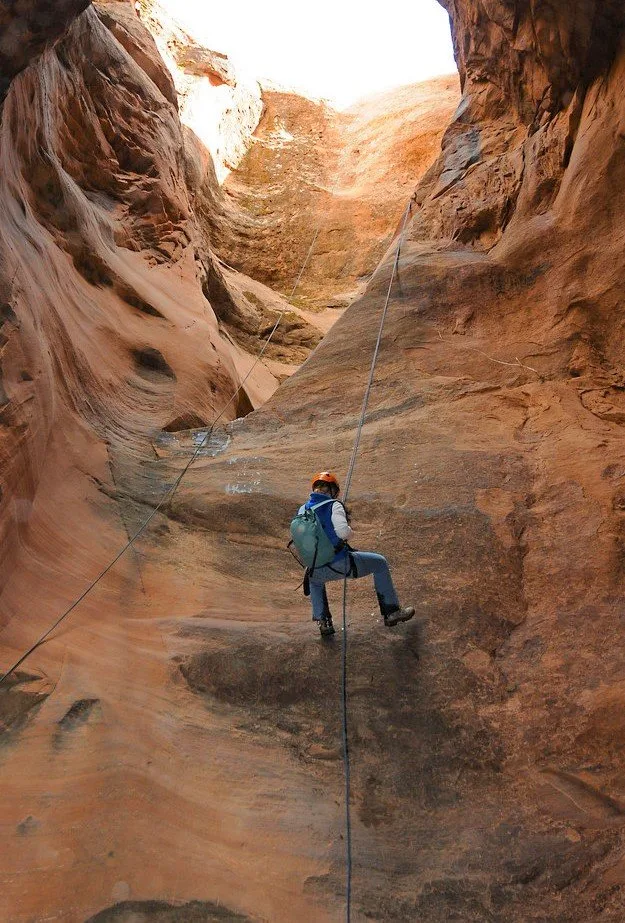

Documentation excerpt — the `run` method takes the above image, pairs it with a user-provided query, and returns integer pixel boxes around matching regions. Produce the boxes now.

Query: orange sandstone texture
[0,0,323,596]
[0,2,455,921]
[3,1,625,923]
[0,3,327,920]
[206,76,460,309]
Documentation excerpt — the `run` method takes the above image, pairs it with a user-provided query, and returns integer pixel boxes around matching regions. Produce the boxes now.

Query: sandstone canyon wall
[135,0,264,184]
[0,0,90,99]
[206,76,459,309]
[0,0,325,603]
[3,1,625,922]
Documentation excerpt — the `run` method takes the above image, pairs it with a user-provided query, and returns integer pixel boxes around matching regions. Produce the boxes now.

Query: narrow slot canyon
[1,1,625,921]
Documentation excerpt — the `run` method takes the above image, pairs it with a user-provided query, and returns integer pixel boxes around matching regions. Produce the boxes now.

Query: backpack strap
[287,539,304,568]
[290,498,344,588]
[307,498,340,576]
[307,498,337,511]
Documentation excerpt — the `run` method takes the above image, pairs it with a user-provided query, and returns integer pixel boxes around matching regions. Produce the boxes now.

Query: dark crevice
[58,698,100,730]
[85,899,249,922]
[0,672,50,739]
[132,347,175,380]
[162,412,208,433]
[117,285,165,319]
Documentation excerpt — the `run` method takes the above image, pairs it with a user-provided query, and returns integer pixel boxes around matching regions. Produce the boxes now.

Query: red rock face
[0,2,320,599]
[440,0,625,123]
[0,0,90,100]
[209,77,459,309]
[0,3,228,597]
[2,1,625,922]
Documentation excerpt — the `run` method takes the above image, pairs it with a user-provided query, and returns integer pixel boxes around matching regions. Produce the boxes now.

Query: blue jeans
[308,551,400,621]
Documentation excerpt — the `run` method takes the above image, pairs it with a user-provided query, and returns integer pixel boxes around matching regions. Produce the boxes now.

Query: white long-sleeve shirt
[330,502,353,541]
[298,499,354,542]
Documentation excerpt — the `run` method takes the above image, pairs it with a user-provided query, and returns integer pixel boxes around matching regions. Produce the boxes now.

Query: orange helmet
[311,471,340,492]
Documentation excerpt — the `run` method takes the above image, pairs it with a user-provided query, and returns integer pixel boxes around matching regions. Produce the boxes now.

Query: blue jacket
[303,491,348,563]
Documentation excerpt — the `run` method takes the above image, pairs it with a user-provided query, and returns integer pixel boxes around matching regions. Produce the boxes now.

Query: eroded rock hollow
[2,0,625,921]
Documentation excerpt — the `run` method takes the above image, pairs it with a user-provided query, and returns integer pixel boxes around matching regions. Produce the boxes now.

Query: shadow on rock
[179,622,505,811]
[85,899,248,922]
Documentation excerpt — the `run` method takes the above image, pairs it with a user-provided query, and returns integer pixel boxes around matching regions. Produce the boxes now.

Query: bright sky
[161,0,457,109]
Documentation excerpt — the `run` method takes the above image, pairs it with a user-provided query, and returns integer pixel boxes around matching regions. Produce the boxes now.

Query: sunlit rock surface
[137,0,263,183]
[4,0,625,921]
[0,0,324,603]
[208,76,459,309]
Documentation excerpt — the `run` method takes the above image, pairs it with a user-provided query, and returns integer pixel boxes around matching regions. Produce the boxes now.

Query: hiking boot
[319,616,335,637]
[384,606,415,627]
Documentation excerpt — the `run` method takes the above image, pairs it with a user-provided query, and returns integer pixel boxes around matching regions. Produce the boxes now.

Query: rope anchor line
[0,192,416,923]
[0,312,284,687]
[0,175,343,686]
[339,199,412,922]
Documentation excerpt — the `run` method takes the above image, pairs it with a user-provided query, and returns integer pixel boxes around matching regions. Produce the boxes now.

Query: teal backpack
[289,498,337,571]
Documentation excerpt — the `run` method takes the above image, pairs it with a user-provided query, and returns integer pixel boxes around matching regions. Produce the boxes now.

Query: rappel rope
[0,313,285,687]
[338,199,413,922]
[0,188,341,686]
[0,183,416,923]
[290,226,321,299]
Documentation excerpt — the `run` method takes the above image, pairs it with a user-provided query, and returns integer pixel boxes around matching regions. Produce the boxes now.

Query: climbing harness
[338,198,413,921]
[288,495,353,595]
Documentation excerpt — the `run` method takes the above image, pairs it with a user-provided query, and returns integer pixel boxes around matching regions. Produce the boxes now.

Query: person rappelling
[289,471,415,637]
